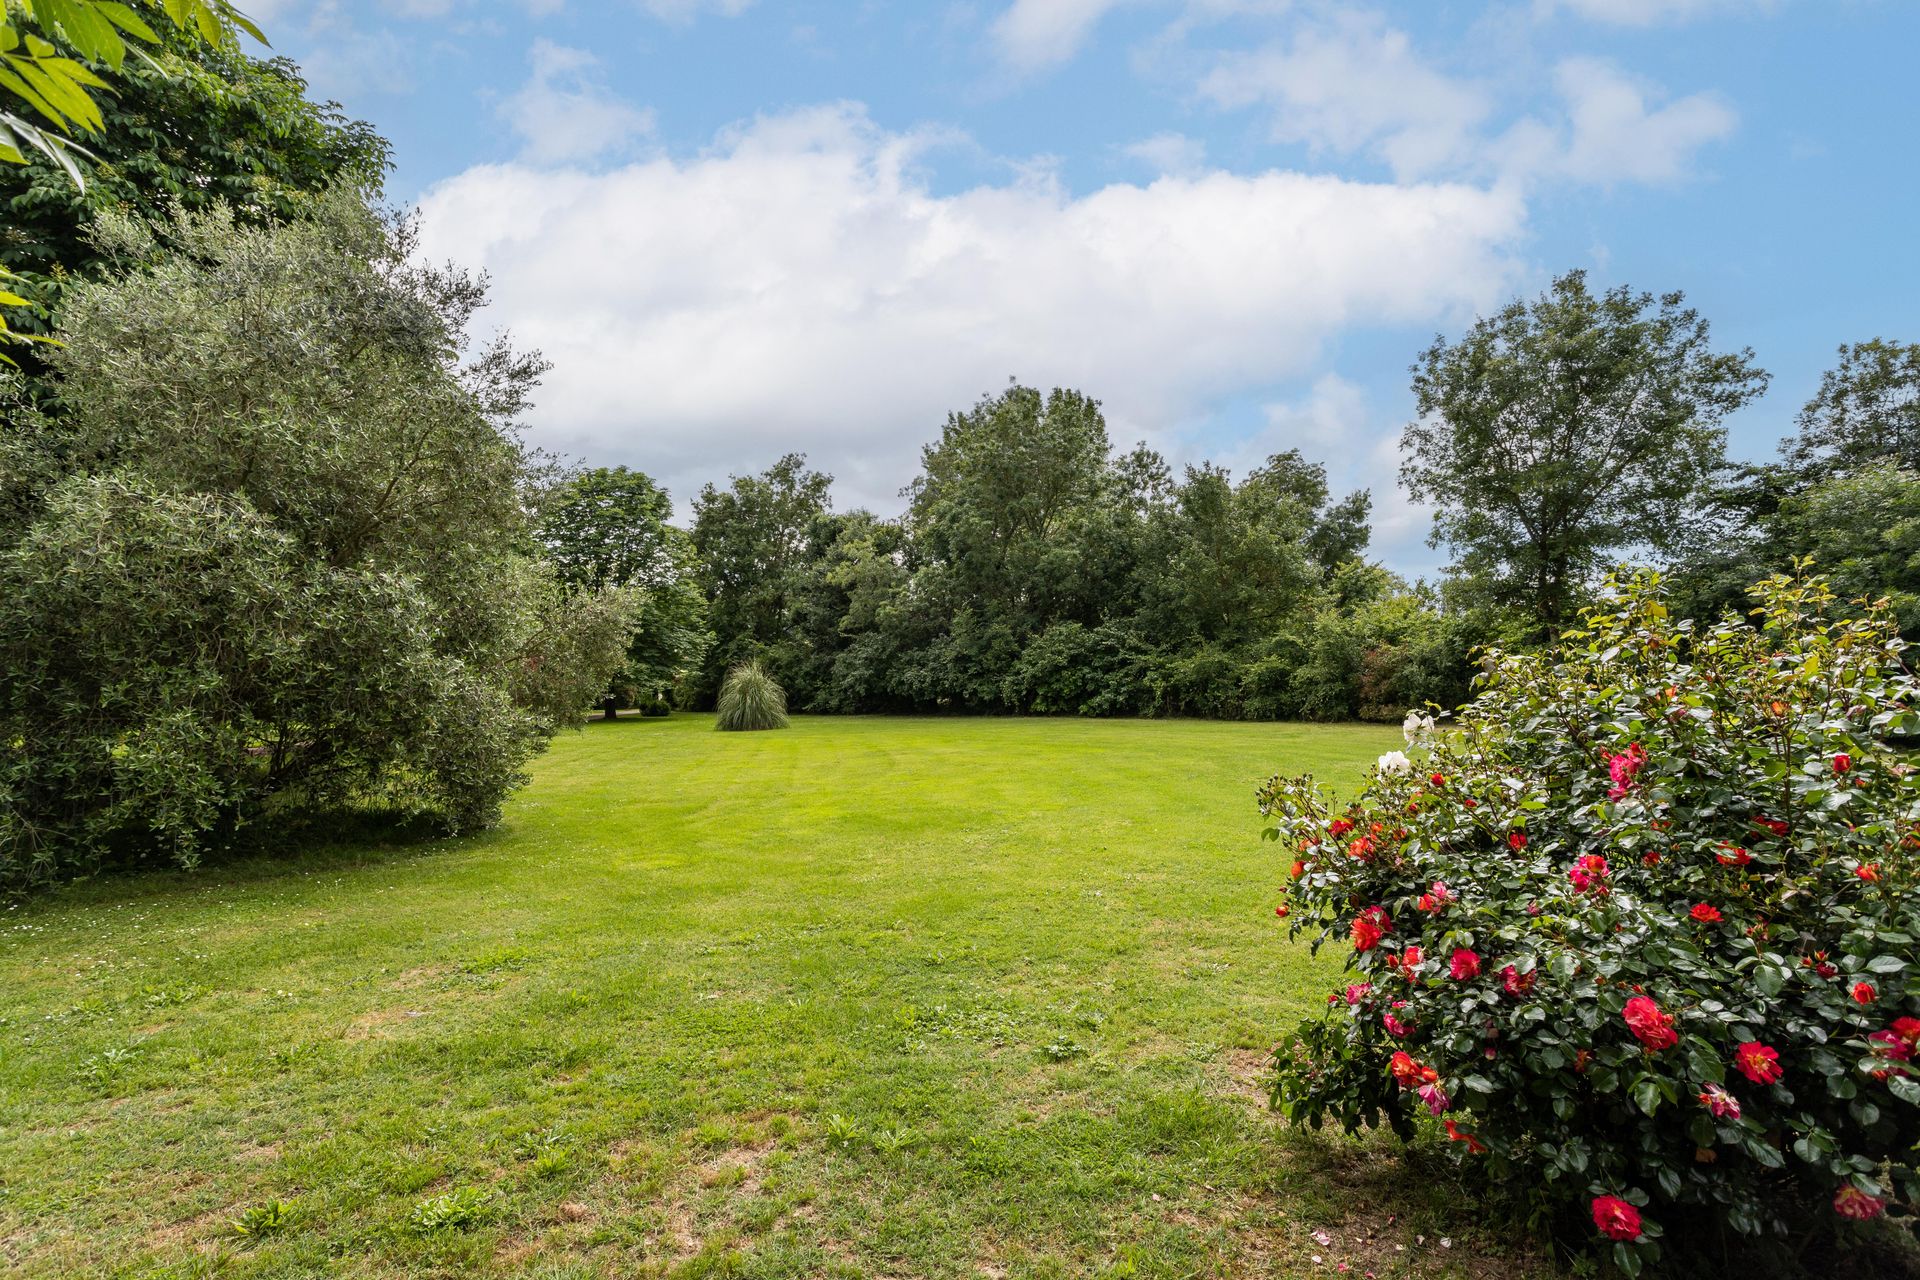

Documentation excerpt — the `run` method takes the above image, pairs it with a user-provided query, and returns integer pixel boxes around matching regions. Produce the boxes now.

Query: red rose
[1444,1119,1487,1154]
[1569,853,1611,894]
[1642,850,1662,867]
[1833,753,1853,775]
[1754,817,1789,837]
[1622,995,1678,1051]
[1508,830,1527,850]
[1689,903,1722,924]
[1892,1016,1920,1045]
[1274,905,1289,918]
[1591,1195,1643,1242]
[1430,772,1445,787]
[1857,863,1881,883]
[1606,744,1648,801]
[1698,1083,1740,1119]
[1449,948,1482,981]
[1852,982,1876,1006]
[1391,945,1423,981]
[1716,844,1752,867]
[1834,1186,1886,1220]
[1349,907,1389,952]
[1734,1041,1783,1084]
[1501,964,1537,997]
[1388,1050,1437,1088]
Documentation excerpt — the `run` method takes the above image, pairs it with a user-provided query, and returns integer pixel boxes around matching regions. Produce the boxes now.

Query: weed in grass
[230,1199,298,1240]
[137,983,204,1009]
[870,1126,921,1156]
[460,945,531,975]
[822,1114,864,1150]
[512,1126,569,1162]
[1042,1038,1088,1062]
[405,1185,492,1234]
[80,1044,138,1091]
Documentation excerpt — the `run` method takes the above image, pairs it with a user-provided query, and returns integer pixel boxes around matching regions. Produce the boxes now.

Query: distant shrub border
[1260,569,1920,1272]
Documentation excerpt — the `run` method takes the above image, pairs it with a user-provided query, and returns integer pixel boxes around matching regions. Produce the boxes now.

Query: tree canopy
[1,35,386,349]
[1403,270,1769,634]
[539,466,711,714]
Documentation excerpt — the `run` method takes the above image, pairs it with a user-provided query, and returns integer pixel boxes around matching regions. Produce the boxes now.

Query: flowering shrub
[1260,570,1920,1273]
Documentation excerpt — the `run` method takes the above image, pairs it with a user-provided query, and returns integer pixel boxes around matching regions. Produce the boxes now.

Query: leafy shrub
[715,660,789,731]
[0,199,632,888]
[1259,570,1920,1271]
[1002,621,1152,716]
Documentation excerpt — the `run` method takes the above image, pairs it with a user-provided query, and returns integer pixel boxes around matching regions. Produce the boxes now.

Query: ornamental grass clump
[1260,568,1920,1273]
[714,660,789,732]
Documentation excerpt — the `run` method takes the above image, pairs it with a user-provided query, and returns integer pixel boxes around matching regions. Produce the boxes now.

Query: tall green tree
[690,453,835,700]
[538,466,711,715]
[905,385,1115,629]
[1,1,265,177]
[1403,270,1768,635]
[1782,338,1920,481]
[1669,340,1920,635]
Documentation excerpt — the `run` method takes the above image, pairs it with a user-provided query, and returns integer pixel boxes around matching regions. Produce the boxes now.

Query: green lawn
[0,715,1551,1279]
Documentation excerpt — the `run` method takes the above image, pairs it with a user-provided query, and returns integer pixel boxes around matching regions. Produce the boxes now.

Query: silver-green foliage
[714,660,788,731]
[0,195,633,888]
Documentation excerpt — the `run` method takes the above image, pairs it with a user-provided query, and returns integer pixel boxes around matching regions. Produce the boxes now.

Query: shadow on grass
[11,804,491,912]
[8,712,700,911]
[1268,1123,1920,1280]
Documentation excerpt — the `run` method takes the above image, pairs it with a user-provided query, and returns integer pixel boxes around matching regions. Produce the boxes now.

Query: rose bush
[1259,568,1920,1273]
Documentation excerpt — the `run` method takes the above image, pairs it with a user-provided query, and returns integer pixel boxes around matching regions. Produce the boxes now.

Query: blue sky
[254,0,1915,577]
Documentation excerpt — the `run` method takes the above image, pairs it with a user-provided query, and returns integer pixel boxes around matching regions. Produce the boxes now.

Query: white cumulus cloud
[500,39,657,164]
[1198,11,1492,180]
[1544,57,1737,184]
[415,103,1527,515]
[990,0,1137,72]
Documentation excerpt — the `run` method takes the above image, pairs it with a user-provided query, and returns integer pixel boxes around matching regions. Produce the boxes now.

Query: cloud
[989,0,1135,72]
[1527,58,1737,184]
[415,103,1526,514]
[1120,130,1207,176]
[1196,12,1493,180]
[1540,0,1780,25]
[1193,13,1733,187]
[636,0,754,18]
[500,39,656,164]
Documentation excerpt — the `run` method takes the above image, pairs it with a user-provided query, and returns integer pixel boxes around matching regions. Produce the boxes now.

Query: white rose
[1402,710,1435,746]
[1377,749,1412,775]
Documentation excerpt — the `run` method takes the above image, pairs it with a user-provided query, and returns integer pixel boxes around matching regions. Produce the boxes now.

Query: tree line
[562,279,1916,724]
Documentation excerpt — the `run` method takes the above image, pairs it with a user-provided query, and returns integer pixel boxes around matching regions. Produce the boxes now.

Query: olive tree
[0,194,630,887]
